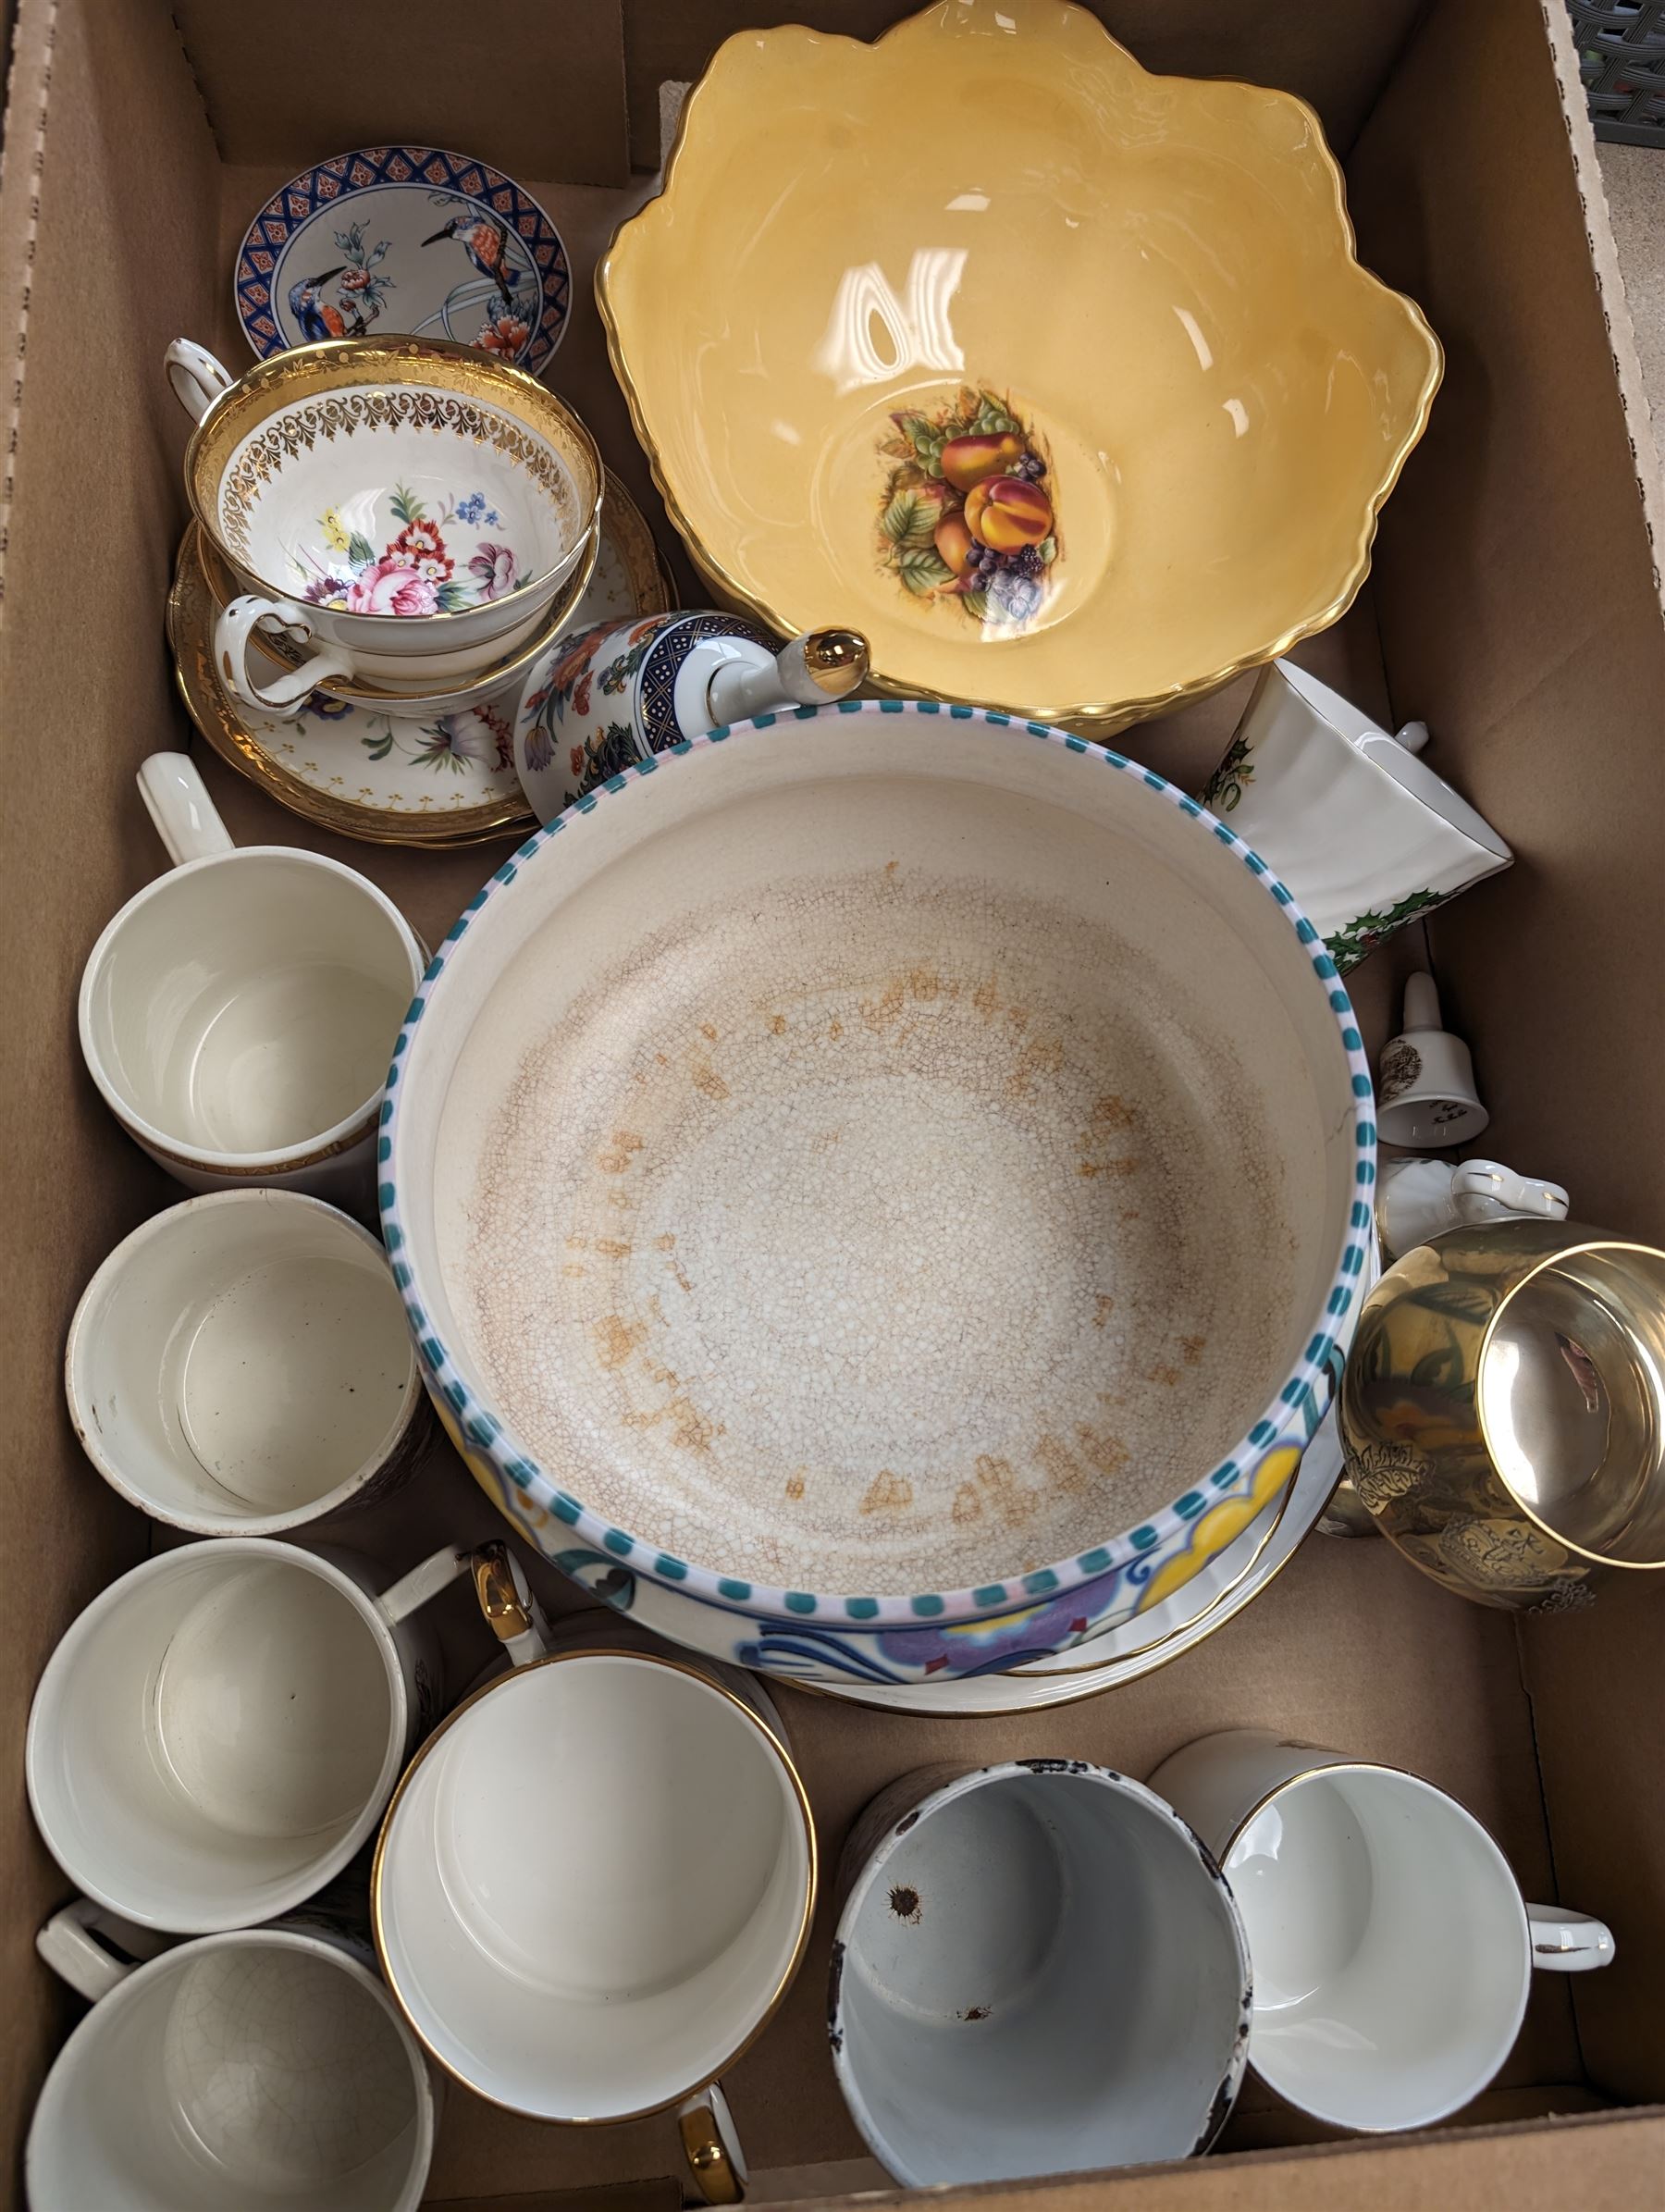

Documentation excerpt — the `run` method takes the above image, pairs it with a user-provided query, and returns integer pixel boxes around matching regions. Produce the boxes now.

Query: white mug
[1200,660,1511,971]
[373,1555,815,2205]
[1148,1729,1615,2132]
[65,1188,431,1537]
[27,1538,469,1932]
[28,1896,435,2211]
[79,754,423,1204]
[828,1761,1252,2188]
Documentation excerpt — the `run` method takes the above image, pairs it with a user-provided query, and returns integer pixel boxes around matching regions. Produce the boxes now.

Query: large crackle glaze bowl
[382,701,1375,1683]
[598,0,1441,733]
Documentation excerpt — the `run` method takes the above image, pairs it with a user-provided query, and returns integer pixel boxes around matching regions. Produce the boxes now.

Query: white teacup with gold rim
[78,754,423,1204]
[166,335,601,711]
[374,1555,815,2206]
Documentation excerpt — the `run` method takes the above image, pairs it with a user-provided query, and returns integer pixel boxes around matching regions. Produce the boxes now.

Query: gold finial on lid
[801,628,870,698]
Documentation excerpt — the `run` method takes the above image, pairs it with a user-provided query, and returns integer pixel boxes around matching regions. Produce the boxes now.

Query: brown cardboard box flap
[749,2110,1665,2210]
[172,0,631,185]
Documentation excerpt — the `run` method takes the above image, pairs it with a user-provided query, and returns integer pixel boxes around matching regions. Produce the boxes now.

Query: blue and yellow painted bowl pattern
[426,1390,1313,1684]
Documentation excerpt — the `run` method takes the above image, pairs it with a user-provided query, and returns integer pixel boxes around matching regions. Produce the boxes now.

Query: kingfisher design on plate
[235,147,572,377]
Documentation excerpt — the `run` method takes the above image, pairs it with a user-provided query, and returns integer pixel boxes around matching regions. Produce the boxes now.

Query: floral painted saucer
[235,147,572,377]
[168,476,673,847]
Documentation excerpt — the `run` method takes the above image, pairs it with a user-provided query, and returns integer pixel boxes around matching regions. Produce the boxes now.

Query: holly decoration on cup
[876,389,1059,626]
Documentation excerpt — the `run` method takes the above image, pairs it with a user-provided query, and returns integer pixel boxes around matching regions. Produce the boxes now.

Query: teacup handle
[165,338,234,426]
[471,1540,555,1667]
[216,594,358,712]
[1527,1903,1616,1972]
[38,1898,172,2003]
[375,1542,477,1630]
[137,751,235,867]
[678,2082,747,2205]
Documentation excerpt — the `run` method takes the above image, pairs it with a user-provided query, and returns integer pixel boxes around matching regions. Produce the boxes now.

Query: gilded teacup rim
[369,1642,818,2123]
[182,334,603,623]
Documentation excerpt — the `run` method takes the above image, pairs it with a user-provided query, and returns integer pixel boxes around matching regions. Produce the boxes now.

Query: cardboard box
[1,1,1661,2205]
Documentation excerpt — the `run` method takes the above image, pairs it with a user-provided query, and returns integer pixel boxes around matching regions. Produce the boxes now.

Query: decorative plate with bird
[235,145,572,377]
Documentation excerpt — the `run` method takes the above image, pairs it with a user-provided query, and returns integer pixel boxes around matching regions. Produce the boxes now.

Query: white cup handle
[37,1899,172,2003]
[1526,1902,1616,1972]
[216,594,358,712]
[678,2081,747,2205]
[375,1543,475,1630]
[165,337,234,425]
[137,751,236,867]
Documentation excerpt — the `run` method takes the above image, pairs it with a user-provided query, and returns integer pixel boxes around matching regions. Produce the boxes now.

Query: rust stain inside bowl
[455,852,1298,1595]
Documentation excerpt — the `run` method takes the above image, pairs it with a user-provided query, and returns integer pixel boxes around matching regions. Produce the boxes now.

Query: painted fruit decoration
[876,388,1059,628]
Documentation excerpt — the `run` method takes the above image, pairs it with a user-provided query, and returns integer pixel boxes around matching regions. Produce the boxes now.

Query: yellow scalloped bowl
[599,0,1441,731]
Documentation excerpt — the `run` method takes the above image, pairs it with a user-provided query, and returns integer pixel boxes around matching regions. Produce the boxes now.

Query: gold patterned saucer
[168,473,674,848]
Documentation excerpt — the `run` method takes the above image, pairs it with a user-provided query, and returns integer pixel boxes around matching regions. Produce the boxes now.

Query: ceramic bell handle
[678,2081,748,2206]
[1401,970,1443,1033]
[165,338,235,425]
[137,751,236,867]
[215,594,359,712]
[1527,1903,1616,1972]
[705,628,870,723]
[471,1540,555,1667]
[37,1898,172,2003]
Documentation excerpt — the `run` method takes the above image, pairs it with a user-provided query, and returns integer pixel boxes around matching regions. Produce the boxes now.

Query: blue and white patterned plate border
[380,698,1377,1631]
[234,145,572,377]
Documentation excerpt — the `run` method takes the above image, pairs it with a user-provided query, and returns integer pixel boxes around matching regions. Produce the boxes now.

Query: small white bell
[1375,973,1488,1148]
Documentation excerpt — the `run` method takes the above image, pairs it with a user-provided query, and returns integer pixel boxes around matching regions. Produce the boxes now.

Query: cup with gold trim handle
[372,1547,815,2204]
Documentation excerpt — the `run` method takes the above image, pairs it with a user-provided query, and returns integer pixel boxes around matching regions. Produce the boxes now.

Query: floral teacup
[166,337,601,713]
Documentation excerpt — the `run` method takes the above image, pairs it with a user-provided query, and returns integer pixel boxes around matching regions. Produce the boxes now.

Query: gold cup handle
[470,1540,552,1668]
[677,2082,747,2206]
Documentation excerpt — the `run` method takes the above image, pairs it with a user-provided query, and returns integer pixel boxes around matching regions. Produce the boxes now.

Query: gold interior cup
[182,336,602,625]
[1339,1221,1665,1609]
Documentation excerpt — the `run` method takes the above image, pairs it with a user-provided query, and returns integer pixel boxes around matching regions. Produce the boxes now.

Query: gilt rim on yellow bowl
[598,0,1442,731]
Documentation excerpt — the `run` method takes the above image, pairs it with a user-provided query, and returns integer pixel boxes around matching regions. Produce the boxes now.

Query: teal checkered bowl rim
[381,698,1376,1628]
